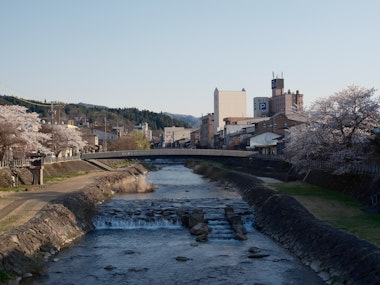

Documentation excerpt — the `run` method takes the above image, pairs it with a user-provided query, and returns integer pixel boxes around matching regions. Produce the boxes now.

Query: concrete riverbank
[230,172,380,284]
[0,161,151,283]
[188,161,380,284]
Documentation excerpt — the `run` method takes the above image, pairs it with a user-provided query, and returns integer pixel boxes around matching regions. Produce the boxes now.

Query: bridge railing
[0,160,31,168]
[81,149,257,160]
[43,155,81,164]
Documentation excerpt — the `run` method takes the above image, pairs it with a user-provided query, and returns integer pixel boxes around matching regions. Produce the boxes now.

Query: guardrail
[43,155,81,164]
[81,149,257,160]
[0,156,81,168]
[304,160,380,177]
[0,160,31,168]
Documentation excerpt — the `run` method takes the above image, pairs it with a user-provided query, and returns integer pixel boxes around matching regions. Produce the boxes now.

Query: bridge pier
[28,154,45,185]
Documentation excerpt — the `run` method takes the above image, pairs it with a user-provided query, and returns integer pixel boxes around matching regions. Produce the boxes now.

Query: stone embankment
[230,172,380,284]
[0,163,152,283]
[190,162,380,285]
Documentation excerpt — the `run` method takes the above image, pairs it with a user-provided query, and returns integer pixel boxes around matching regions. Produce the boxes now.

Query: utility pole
[50,102,55,154]
[104,115,107,152]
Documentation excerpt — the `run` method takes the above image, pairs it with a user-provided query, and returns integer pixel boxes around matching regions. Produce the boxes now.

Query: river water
[24,161,325,285]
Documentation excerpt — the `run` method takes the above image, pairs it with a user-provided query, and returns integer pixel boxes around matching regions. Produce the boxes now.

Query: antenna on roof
[281,72,283,78]
[272,72,274,79]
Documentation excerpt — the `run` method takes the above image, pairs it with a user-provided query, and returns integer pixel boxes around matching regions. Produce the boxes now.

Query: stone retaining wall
[224,171,380,285]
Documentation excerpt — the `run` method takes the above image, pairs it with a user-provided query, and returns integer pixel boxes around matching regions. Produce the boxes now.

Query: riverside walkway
[0,171,107,234]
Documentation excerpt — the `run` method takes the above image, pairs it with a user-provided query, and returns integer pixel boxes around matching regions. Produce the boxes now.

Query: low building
[190,129,200,148]
[113,126,126,138]
[133,122,152,141]
[222,117,267,149]
[199,113,215,148]
[215,113,303,152]
[246,132,283,154]
[162,126,196,148]
[93,128,118,151]
[253,113,302,137]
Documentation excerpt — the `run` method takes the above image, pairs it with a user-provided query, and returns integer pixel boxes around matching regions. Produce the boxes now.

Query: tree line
[0,96,192,131]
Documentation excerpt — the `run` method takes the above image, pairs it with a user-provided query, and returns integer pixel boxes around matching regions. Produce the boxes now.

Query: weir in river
[23,161,325,285]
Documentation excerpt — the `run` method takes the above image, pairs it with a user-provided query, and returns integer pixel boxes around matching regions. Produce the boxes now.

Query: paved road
[0,171,107,234]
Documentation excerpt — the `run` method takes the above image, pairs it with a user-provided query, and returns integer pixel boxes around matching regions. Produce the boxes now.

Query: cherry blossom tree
[40,124,86,157]
[0,105,50,161]
[285,86,380,174]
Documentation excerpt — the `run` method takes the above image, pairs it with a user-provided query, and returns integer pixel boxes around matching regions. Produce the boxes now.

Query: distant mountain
[165,113,201,128]
[78,102,108,109]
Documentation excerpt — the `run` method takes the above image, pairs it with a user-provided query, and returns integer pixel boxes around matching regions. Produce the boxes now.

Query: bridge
[81,149,256,160]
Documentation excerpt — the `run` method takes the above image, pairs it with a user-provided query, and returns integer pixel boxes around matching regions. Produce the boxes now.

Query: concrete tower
[269,77,303,115]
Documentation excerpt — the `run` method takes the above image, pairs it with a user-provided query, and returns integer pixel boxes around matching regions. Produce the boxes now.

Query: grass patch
[109,160,134,169]
[0,215,23,234]
[268,181,380,247]
[1,171,91,190]
[0,269,11,282]
[0,186,26,193]
[44,172,88,183]
[269,181,361,207]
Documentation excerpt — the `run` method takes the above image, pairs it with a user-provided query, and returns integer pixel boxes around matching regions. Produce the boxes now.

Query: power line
[8,96,65,108]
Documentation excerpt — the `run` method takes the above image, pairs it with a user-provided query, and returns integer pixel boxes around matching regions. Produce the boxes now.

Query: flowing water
[24,161,325,285]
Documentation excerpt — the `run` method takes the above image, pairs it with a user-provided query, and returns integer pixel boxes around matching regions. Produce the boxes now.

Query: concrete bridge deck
[81,149,256,160]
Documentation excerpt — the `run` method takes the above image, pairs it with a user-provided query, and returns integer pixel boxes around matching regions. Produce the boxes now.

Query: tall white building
[213,88,247,133]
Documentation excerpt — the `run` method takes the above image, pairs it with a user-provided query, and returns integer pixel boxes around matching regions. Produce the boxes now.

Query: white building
[246,132,282,154]
[214,88,247,133]
[133,122,152,141]
[162,126,197,147]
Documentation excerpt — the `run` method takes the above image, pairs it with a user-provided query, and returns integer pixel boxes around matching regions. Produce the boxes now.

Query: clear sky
[1,0,379,117]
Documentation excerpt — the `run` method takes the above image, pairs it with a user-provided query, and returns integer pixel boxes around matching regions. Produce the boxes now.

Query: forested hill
[0,95,194,131]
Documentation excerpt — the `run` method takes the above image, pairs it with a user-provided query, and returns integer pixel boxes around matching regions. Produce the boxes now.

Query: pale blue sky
[1,0,379,116]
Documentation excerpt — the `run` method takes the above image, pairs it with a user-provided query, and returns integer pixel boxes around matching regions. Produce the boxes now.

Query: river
[23,161,325,285]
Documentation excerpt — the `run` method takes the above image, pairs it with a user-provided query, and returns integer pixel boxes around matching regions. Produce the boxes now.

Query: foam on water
[93,216,183,230]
